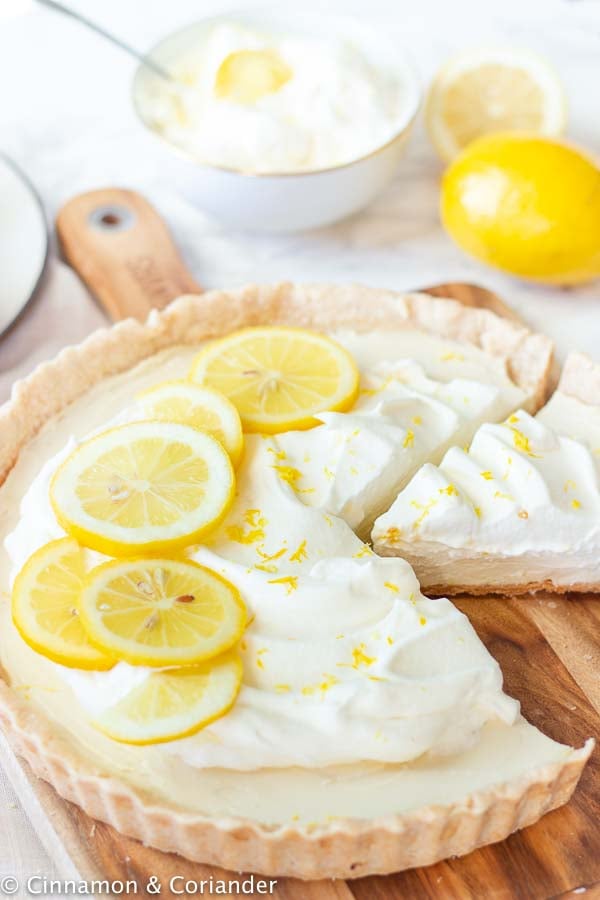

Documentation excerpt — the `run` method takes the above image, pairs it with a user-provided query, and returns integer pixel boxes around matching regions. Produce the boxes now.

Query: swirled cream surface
[1,332,527,770]
[135,21,414,173]
[373,386,600,589]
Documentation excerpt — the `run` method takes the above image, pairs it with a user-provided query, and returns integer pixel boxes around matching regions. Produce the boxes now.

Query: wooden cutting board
[2,190,598,899]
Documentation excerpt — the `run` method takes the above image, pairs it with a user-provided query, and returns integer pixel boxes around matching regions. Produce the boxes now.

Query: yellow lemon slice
[426,48,566,162]
[50,421,235,557]
[79,557,246,667]
[92,652,243,745]
[137,381,244,467]
[189,326,360,433]
[215,49,292,105]
[11,538,114,671]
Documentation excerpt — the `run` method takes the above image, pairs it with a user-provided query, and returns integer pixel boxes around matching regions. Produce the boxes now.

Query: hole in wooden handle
[88,205,136,232]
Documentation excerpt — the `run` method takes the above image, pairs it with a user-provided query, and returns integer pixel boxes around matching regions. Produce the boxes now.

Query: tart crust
[0,283,576,879]
[556,351,600,407]
[392,578,600,598]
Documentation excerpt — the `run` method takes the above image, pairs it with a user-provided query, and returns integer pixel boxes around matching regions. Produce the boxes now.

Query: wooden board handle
[56,188,202,322]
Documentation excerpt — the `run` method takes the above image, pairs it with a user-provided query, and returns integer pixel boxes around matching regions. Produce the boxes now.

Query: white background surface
[0,0,599,887]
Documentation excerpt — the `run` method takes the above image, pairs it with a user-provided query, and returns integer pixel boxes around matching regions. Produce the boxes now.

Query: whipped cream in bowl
[131,9,420,230]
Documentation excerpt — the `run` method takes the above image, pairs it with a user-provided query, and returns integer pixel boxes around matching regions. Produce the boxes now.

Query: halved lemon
[50,421,235,557]
[189,326,360,433]
[11,538,114,670]
[426,48,566,162]
[92,652,243,745]
[79,557,246,667]
[137,381,244,467]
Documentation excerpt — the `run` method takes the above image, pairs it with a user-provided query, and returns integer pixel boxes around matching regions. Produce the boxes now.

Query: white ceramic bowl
[132,9,421,232]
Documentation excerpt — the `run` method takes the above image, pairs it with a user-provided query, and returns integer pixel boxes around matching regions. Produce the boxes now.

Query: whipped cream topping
[373,390,600,587]
[2,333,528,770]
[135,22,413,173]
[275,358,513,535]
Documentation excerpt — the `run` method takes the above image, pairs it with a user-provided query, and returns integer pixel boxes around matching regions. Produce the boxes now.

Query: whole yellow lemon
[441,133,600,284]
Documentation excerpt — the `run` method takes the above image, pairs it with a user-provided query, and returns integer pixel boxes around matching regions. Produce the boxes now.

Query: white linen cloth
[0,0,599,884]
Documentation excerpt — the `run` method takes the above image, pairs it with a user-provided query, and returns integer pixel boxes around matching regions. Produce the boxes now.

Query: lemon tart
[0,284,591,879]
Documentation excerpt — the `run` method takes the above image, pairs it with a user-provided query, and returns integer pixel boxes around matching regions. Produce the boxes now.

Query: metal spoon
[34,0,176,85]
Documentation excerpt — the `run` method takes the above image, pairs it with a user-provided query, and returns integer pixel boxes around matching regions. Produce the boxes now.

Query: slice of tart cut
[373,352,600,595]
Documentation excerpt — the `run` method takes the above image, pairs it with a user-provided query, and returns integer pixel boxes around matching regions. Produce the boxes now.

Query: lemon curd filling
[214,49,293,105]
[2,329,539,771]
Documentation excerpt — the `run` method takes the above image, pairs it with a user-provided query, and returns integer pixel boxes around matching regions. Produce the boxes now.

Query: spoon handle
[34,0,174,83]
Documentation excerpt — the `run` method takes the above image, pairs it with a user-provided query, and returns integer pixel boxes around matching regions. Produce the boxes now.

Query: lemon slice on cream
[79,557,246,667]
[189,326,360,433]
[50,421,235,557]
[12,538,114,671]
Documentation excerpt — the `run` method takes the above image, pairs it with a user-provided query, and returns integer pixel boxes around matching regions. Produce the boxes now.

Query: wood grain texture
[56,189,201,322]
[1,277,598,899]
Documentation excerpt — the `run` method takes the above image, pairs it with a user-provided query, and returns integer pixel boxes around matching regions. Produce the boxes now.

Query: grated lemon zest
[353,544,374,558]
[290,540,308,563]
[226,509,267,544]
[351,644,375,669]
[439,484,458,496]
[410,498,438,528]
[510,426,541,458]
[440,351,464,362]
[267,575,298,595]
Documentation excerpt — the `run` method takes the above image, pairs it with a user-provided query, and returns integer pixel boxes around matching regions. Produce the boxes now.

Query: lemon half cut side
[426,47,566,162]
